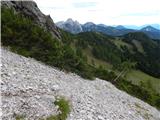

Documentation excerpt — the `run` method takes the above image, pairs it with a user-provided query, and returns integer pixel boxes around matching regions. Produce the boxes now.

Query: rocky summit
[1,48,160,120]
[56,18,83,34]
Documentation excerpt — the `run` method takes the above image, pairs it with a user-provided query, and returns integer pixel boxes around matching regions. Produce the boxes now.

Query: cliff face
[1,1,61,39]
[1,48,160,120]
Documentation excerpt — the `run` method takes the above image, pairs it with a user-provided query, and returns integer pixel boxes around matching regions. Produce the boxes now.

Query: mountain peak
[115,25,126,30]
[66,18,74,23]
[141,26,159,32]
[56,18,83,34]
[84,22,95,26]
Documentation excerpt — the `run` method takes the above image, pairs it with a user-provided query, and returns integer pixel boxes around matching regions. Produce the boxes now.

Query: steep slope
[1,3,93,79]
[1,0,160,111]
[1,48,160,120]
[1,0,61,39]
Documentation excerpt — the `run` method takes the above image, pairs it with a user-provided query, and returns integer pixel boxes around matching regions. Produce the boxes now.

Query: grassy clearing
[132,40,144,53]
[112,38,133,52]
[83,48,112,69]
[126,70,160,94]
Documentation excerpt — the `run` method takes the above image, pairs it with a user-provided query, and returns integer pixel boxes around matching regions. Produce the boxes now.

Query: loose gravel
[1,48,160,120]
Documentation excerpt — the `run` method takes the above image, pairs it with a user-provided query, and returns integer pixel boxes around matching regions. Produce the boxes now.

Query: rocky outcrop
[56,18,83,34]
[1,48,160,120]
[1,1,61,39]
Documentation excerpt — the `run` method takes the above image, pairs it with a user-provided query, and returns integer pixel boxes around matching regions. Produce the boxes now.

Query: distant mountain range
[56,19,160,39]
[124,24,160,30]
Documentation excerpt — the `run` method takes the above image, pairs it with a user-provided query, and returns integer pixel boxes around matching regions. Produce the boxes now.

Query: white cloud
[34,0,160,25]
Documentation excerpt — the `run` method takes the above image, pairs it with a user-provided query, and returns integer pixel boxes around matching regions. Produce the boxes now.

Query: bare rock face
[1,1,61,39]
[56,18,83,34]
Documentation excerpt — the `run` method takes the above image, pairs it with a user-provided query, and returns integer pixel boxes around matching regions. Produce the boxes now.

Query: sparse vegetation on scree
[1,7,160,110]
[46,97,70,120]
[14,97,70,120]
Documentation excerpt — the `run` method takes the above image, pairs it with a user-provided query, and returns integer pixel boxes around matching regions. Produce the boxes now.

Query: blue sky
[35,0,160,25]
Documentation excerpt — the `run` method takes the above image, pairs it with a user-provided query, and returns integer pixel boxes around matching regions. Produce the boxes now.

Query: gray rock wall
[1,1,62,40]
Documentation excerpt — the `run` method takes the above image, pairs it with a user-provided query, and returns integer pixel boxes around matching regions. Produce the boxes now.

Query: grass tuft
[15,115,25,120]
[46,97,70,120]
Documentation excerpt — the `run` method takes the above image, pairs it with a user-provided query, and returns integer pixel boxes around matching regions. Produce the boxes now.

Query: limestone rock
[56,18,83,34]
[1,1,61,40]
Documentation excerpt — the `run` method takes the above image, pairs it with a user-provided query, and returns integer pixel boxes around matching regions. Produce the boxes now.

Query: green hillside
[1,7,160,109]
[126,70,160,94]
[122,32,160,78]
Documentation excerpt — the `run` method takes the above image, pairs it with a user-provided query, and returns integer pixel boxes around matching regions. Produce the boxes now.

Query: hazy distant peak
[84,22,95,26]
[141,26,157,30]
[56,18,83,34]
[97,24,108,27]
[141,26,160,32]
[66,18,74,23]
[115,25,126,30]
